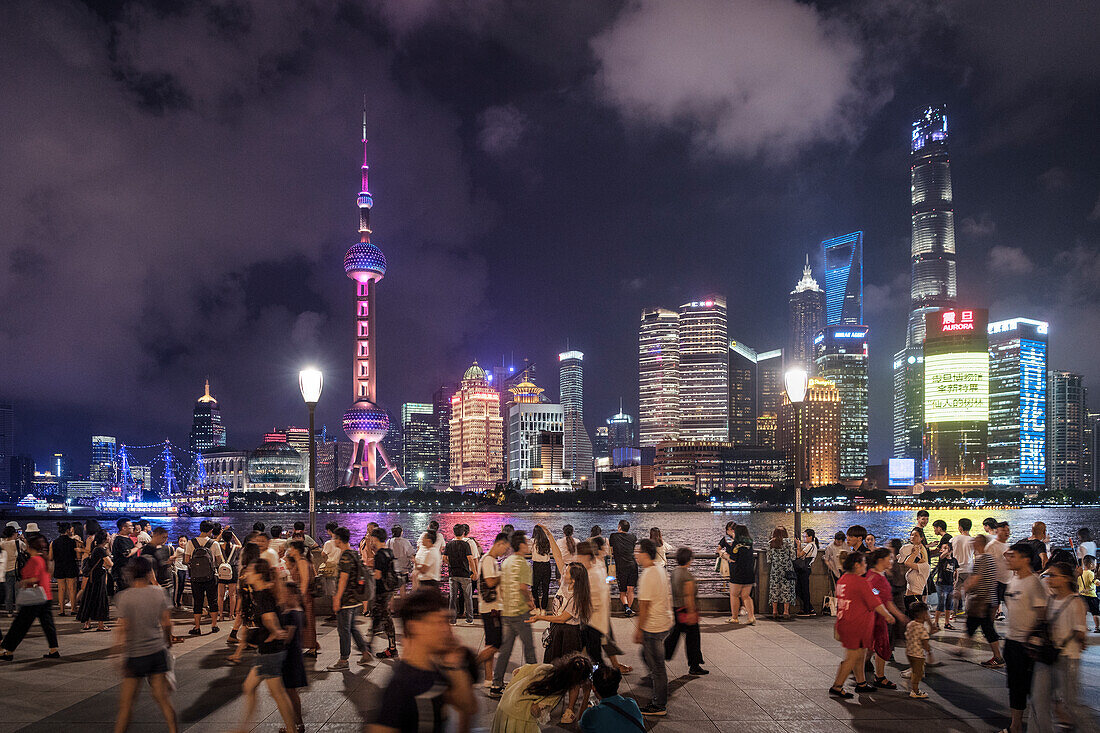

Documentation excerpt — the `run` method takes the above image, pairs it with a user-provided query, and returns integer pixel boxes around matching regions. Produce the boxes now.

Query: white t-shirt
[637,564,674,633]
[950,534,974,571]
[801,542,818,563]
[135,531,152,546]
[654,542,667,567]
[1048,594,1087,660]
[416,544,442,582]
[1005,573,1047,642]
[261,547,281,574]
[900,543,930,595]
[986,539,1011,584]
[463,537,481,566]
[1078,541,1097,562]
[587,561,610,635]
[479,554,502,613]
[557,537,576,565]
[321,539,342,571]
[172,546,187,572]
[185,536,224,566]
[269,538,287,557]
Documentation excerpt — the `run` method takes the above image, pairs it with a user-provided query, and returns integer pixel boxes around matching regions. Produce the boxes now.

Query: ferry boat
[16,494,48,511]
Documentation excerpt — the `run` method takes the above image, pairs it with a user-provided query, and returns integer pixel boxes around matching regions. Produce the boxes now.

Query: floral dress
[490,664,565,733]
[767,537,796,605]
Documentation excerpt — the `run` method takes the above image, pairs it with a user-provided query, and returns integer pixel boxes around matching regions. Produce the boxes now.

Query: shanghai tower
[893,105,958,467]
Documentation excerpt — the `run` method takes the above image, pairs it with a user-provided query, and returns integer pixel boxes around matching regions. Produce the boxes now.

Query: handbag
[16,585,48,607]
[714,555,730,579]
[1025,597,1074,665]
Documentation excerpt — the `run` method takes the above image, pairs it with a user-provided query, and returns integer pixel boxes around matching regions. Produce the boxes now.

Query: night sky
[3,1,1099,471]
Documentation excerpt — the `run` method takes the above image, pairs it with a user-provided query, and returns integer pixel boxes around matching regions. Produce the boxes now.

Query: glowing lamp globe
[344,242,387,282]
[784,368,809,403]
[342,401,390,444]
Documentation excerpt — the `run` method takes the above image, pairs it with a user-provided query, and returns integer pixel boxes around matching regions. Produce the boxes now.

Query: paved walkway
[1,607,1097,732]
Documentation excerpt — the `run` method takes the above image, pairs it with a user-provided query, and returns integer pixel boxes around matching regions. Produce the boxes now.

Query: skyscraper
[188,379,227,453]
[558,351,594,483]
[988,318,1048,489]
[789,257,825,373]
[777,376,840,487]
[342,107,403,487]
[0,403,11,495]
[607,405,634,454]
[507,375,566,492]
[90,435,117,484]
[638,308,680,446]
[1047,371,1087,491]
[814,325,869,482]
[433,382,458,486]
[823,232,863,326]
[892,346,925,469]
[450,362,504,490]
[593,426,610,459]
[728,340,758,445]
[678,297,729,441]
[756,349,784,448]
[402,403,440,487]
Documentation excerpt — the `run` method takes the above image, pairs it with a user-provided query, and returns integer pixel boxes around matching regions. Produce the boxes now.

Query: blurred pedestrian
[634,538,672,717]
[50,522,80,616]
[0,534,60,660]
[490,653,591,733]
[794,529,819,616]
[490,531,536,698]
[829,552,892,698]
[665,546,707,675]
[285,541,318,656]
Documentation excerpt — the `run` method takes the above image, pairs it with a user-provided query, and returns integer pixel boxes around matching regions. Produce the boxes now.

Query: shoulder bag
[16,584,48,607]
[1025,596,1075,665]
[603,700,646,732]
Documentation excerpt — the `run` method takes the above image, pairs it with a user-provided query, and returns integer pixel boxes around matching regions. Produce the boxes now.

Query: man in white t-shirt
[634,538,673,717]
[475,532,508,686]
[987,522,1012,618]
[950,519,975,613]
[1002,542,1050,733]
[318,522,343,614]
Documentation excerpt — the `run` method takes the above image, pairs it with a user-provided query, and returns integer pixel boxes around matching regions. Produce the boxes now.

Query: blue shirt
[580,695,643,733]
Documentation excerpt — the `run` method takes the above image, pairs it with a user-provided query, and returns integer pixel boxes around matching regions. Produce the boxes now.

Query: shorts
[935,584,955,612]
[1086,595,1099,615]
[616,563,638,592]
[255,650,287,679]
[482,611,502,648]
[191,578,218,615]
[965,607,999,643]
[124,650,169,678]
[1003,640,1034,711]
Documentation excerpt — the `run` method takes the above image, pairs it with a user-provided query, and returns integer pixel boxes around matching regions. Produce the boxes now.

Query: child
[932,543,959,631]
[1080,556,1100,633]
[905,602,932,699]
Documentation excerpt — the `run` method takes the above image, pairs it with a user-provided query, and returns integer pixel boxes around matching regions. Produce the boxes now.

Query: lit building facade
[1085,412,1099,492]
[1047,371,1087,492]
[728,340,758,445]
[433,383,458,486]
[450,362,504,490]
[90,435,117,484]
[607,408,634,454]
[653,441,785,494]
[558,351,594,483]
[789,257,825,373]
[639,307,680,446]
[402,403,440,487]
[988,318,1048,489]
[678,298,729,441]
[924,308,989,489]
[823,232,863,326]
[777,377,840,487]
[892,346,925,471]
[814,325,869,482]
[188,379,226,453]
[507,375,567,492]
[757,349,784,448]
[593,427,610,459]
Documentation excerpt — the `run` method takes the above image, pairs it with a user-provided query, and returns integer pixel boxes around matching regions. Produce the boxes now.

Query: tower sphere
[342,400,390,444]
[344,241,387,282]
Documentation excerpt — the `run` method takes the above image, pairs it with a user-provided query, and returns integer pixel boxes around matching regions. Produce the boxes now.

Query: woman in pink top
[0,534,60,660]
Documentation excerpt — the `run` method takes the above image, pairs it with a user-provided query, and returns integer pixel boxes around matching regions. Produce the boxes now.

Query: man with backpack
[184,520,224,636]
[327,526,371,671]
[367,528,400,659]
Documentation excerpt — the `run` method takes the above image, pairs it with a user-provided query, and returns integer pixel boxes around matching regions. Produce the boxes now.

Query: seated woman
[490,653,592,733]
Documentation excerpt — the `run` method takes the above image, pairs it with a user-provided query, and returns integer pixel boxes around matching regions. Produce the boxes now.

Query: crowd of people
[0,513,1097,732]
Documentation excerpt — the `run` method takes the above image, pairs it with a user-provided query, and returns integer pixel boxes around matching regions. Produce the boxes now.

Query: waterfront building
[892,346,925,471]
[728,340,758,445]
[653,441,785,494]
[756,413,778,450]
[199,450,252,492]
[814,325,869,482]
[65,480,108,501]
[90,435,117,484]
[433,382,458,486]
[678,298,729,441]
[10,456,34,495]
[593,426,610,459]
[823,232,863,326]
[1047,371,1087,491]
[247,441,305,493]
[777,376,840,487]
[402,402,440,487]
[607,404,634,454]
[188,379,226,453]
[341,107,402,486]
[450,362,504,490]
[31,471,60,496]
[757,349,785,447]
[129,465,152,492]
[924,308,989,490]
[1085,412,1099,492]
[789,257,825,373]
[988,318,1048,490]
[558,351,594,484]
[0,403,12,495]
[506,375,568,491]
[639,307,680,446]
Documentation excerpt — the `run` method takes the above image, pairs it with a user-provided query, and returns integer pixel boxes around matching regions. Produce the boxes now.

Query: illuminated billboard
[924,352,988,423]
[1019,339,1046,484]
[888,458,916,486]
[926,308,988,340]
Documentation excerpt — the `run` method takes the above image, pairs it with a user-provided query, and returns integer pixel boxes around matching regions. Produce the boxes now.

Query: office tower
[924,308,989,489]
[678,297,729,441]
[988,318,1049,489]
[188,379,226,453]
[10,456,34,495]
[777,377,840,486]
[789,257,825,373]
[1085,412,1099,492]
[381,413,403,474]
[507,375,566,491]
[823,232,863,326]
[450,362,504,490]
[593,427,610,459]
[1047,371,1087,491]
[402,403,440,487]
[433,382,458,486]
[0,403,11,495]
[815,325,869,482]
[728,341,758,445]
[90,435,117,483]
[894,105,959,467]
[607,405,634,453]
[639,307,680,446]
[756,349,784,447]
[284,427,310,458]
[53,453,71,479]
[342,107,403,487]
[558,351,594,483]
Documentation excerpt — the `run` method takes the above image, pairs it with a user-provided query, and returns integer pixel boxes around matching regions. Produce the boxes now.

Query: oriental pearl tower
[342,108,405,487]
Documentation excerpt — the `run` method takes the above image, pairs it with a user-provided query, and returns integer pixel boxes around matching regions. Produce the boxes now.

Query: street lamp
[784,367,808,539]
[299,368,323,539]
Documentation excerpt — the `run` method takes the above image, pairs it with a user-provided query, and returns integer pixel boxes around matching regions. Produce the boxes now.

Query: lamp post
[783,367,809,539]
[299,368,323,539]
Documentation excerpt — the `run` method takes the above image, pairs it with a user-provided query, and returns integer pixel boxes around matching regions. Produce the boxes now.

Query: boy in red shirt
[831,552,894,698]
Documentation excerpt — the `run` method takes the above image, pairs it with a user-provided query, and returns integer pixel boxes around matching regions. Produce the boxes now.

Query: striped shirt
[971,552,998,605]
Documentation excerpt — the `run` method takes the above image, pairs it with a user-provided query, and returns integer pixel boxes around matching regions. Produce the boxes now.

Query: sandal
[616,663,633,674]
[874,676,897,690]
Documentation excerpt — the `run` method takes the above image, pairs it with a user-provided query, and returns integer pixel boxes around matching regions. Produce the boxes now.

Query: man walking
[387,525,415,600]
[987,521,1011,619]
[956,534,1004,668]
[950,518,974,614]
[184,520,223,635]
[476,532,509,686]
[327,526,370,671]
[444,525,475,625]
[490,531,535,698]
[367,528,399,659]
[609,520,638,615]
[1002,543,1051,733]
[634,538,673,717]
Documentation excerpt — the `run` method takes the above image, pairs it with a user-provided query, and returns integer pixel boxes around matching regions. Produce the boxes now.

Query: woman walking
[650,528,667,567]
[830,553,893,698]
[280,580,309,733]
[795,529,819,616]
[285,541,318,656]
[1032,561,1089,731]
[0,534,60,660]
[665,546,707,675]
[720,523,757,625]
[531,526,553,612]
[767,527,796,619]
[227,540,261,658]
[77,529,111,631]
[490,652,592,733]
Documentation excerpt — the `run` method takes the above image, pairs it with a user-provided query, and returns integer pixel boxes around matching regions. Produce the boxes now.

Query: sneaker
[828,686,854,699]
[327,659,350,671]
[211,625,220,633]
[688,666,709,675]
[466,618,475,625]
[640,704,667,717]
[188,628,202,636]
[980,658,1005,669]
[488,686,504,699]
[376,648,398,659]
[900,668,912,679]
[483,679,493,689]
[909,691,929,699]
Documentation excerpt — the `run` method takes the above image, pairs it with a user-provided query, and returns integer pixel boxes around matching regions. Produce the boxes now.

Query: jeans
[173,570,187,607]
[493,613,536,687]
[369,591,396,649]
[664,615,702,666]
[2,601,58,652]
[641,630,669,708]
[1027,658,1057,733]
[3,571,16,613]
[794,565,813,613]
[935,584,954,612]
[450,577,474,622]
[336,605,368,659]
[532,561,551,610]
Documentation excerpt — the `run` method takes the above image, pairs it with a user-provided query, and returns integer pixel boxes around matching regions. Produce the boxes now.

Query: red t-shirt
[22,555,52,600]
[835,572,881,649]
[865,569,892,603]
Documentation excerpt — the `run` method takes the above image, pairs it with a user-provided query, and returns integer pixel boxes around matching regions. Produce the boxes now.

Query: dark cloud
[961,212,997,238]
[987,245,1033,275]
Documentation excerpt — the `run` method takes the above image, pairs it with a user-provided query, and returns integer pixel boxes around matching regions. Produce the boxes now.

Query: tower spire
[361,95,370,194]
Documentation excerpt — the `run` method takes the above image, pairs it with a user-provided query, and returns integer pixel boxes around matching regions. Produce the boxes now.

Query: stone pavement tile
[326,698,368,723]
[319,724,368,733]
[778,720,854,733]
[798,689,901,721]
[628,684,711,721]
[637,721,721,733]
[2,690,96,723]
[832,719,986,732]
[714,721,790,733]
[741,688,836,720]
[684,688,773,721]
[716,666,794,689]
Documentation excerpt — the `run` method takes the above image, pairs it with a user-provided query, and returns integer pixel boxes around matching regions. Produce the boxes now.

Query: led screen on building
[1019,339,1046,484]
[888,458,916,486]
[924,352,989,423]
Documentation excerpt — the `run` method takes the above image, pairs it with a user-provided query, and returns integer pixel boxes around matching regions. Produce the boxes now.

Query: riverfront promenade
[1,608,1097,732]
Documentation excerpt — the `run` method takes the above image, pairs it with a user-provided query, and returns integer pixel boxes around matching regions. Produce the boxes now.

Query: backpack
[478,558,498,603]
[217,545,237,581]
[377,549,400,593]
[342,549,371,602]
[189,537,215,582]
[15,540,30,575]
